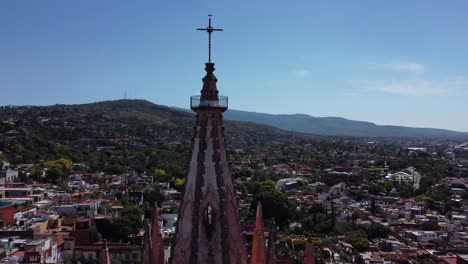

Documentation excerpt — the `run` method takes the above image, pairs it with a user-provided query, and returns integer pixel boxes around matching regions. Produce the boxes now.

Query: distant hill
[3,99,467,139]
[76,99,193,123]
[222,109,468,139]
[73,100,294,138]
[74,100,468,138]
[0,99,298,166]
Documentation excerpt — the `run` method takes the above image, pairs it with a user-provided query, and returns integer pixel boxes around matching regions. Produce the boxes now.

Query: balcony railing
[190,95,228,111]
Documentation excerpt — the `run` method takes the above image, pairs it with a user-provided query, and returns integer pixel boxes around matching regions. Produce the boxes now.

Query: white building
[406,231,439,242]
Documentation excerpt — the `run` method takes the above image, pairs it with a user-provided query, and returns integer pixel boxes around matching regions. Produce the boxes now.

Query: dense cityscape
[2,2,468,264]
[0,99,468,263]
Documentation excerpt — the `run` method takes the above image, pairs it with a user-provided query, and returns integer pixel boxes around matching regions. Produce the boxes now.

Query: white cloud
[369,79,446,96]
[373,63,425,74]
[383,63,425,74]
[355,62,468,96]
[342,91,362,97]
[345,62,467,98]
[293,69,310,77]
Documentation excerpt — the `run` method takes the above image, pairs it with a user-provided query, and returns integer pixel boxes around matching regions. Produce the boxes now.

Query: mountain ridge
[222,109,467,138]
[2,99,467,139]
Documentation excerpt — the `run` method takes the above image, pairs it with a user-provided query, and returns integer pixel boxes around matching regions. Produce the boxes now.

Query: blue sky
[1,1,468,131]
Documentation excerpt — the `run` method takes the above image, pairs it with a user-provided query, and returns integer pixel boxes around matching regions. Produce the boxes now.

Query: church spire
[266,225,277,264]
[143,221,152,264]
[171,15,247,264]
[193,15,225,103]
[150,203,165,263]
[143,203,165,264]
[99,239,111,264]
[252,202,266,264]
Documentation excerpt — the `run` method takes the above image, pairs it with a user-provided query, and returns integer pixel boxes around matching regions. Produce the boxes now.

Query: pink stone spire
[171,16,247,264]
[143,203,165,264]
[151,204,165,264]
[252,202,266,264]
[266,226,277,264]
[200,63,220,101]
[99,239,111,264]
[303,238,315,264]
[143,221,152,264]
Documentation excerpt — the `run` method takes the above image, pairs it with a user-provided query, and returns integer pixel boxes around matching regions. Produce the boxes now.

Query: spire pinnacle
[143,203,165,264]
[303,238,315,264]
[252,202,266,264]
[99,239,111,264]
[266,225,277,264]
[197,14,223,63]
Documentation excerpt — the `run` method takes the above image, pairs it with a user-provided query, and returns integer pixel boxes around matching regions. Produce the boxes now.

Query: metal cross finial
[197,14,223,63]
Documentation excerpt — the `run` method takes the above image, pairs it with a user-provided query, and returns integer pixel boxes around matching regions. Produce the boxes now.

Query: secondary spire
[197,14,223,63]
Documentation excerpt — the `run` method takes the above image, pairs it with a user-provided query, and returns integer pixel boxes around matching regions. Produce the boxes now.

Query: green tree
[333,222,354,235]
[262,180,277,190]
[369,198,381,215]
[355,255,365,264]
[378,241,393,252]
[367,182,385,195]
[153,168,172,182]
[44,158,73,182]
[106,163,126,175]
[302,212,333,234]
[45,158,73,172]
[368,223,390,239]
[397,184,414,198]
[255,190,293,228]
[143,189,165,218]
[95,205,143,242]
[174,178,185,190]
[384,181,394,193]
[320,249,330,259]
[351,238,369,253]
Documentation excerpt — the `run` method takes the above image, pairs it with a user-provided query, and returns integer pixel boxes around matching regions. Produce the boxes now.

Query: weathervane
[197,14,223,63]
